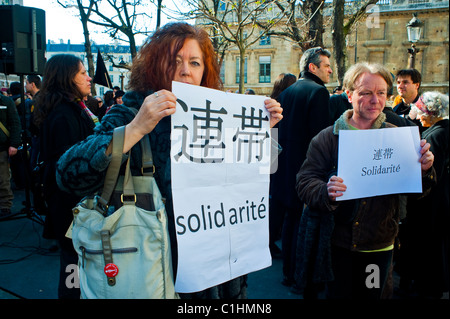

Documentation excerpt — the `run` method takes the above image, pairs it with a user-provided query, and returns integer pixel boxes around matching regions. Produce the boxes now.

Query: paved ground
[0,187,298,300]
[1,188,448,301]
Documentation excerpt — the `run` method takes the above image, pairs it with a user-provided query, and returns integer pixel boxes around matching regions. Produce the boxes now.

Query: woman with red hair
[128,22,222,93]
[57,22,282,299]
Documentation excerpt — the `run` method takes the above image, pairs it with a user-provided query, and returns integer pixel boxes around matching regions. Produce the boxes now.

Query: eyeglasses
[312,47,324,54]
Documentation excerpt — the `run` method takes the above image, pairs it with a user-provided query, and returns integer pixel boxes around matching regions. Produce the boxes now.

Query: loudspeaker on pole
[0,5,46,75]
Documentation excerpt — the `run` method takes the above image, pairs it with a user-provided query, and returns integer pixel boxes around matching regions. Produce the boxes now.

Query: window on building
[218,0,226,11]
[369,22,386,40]
[368,51,385,64]
[260,34,271,46]
[259,56,271,83]
[236,57,247,84]
[409,0,430,4]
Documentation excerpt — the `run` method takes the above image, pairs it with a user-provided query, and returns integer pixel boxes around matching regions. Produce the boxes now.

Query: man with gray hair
[295,62,435,299]
[269,47,333,295]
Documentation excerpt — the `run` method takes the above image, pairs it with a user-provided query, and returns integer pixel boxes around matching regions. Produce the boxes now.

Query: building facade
[45,40,132,96]
[1,0,448,97]
[219,0,449,95]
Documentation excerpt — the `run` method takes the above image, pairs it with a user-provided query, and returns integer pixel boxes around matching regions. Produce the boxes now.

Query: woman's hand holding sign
[123,90,177,153]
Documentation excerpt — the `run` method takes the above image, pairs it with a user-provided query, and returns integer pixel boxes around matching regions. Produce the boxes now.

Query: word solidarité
[176,198,267,235]
[361,164,401,176]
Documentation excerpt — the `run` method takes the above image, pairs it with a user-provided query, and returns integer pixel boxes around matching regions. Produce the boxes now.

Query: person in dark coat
[393,69,424,132]
[33,54,98,299]
[326,81,418,298]
[396,91,449,299]
[328,91,351,123]
[0,94,22,218]
[296,62,436,299]
[393,69,421,117]
[113,89,125,105]
[55,22,282,299]
[268,72,297,257]
[7,81,28,189]
[270,73,297,101]
[269,47,333,291]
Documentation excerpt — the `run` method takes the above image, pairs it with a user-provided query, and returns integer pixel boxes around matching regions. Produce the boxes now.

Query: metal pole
[407,43,419,69]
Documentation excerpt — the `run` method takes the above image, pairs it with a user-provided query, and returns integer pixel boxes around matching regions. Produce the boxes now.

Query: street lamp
[118,58,127,90]
[406,13,423,69]
[119,72,124,90]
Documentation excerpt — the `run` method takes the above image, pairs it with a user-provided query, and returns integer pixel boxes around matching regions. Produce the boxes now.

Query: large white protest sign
[337,126,422,201]
[170,81,272,293]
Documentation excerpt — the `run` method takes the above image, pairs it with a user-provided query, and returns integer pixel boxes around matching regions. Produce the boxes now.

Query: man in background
[270,47,333,295]
[393,69,422,129]
[0,93,22,218]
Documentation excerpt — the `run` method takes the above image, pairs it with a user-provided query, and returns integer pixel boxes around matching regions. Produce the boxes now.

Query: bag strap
[121,133,155,204]
[121,150,135,204]
[0,121,10,138]
[95,110,155,214]
[140,132,154,176]
[95,126,126,213]
[128,107,154,176]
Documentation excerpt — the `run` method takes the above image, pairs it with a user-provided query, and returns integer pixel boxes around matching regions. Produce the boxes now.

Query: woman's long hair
[128,22,222,93]
[270,73,297,100]
[33,54,84,127]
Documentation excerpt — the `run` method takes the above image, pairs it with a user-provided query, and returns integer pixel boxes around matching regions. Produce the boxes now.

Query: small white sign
[337,126,422,201]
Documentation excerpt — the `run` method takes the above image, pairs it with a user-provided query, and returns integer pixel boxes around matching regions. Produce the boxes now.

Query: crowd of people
[0,21,448,300]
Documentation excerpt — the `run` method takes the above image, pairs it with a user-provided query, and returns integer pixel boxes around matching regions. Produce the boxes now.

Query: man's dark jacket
[0,94,22,152]
[270,71,331,210]
[393,94,424,132]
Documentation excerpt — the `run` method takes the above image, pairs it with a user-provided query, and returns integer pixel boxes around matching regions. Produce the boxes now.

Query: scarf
[76,98,100,126]
[333,110,387,135]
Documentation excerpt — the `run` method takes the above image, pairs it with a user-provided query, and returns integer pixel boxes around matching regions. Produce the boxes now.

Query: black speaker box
[0,5,46,75]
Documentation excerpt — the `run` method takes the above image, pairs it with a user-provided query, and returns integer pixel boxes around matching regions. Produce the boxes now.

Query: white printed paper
[170,81,272,293]
[337,126,422,201]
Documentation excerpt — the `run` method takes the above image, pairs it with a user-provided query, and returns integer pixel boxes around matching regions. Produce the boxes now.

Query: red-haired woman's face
[173,38,204,86]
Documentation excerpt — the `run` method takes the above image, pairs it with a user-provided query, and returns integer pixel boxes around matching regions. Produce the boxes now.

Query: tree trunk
[77,0,95,95]
[238,47,245,94]
[127,31,138,59]
[308,0,325,48]
[237,6,245,94]
[156,0,162,29]
[332,0,347,86]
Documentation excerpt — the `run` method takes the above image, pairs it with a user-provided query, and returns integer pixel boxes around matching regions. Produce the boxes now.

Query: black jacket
[393,94,424,132]
[401,119,449,294]
[270,71,331,210]
[296,110,436,251]
[40,100,95,239]
[406,119,449,232]
[328,92,350,124]
[0,94,22,152]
